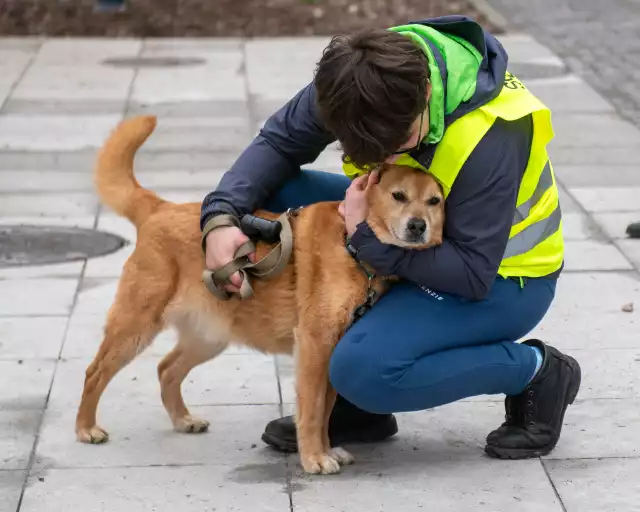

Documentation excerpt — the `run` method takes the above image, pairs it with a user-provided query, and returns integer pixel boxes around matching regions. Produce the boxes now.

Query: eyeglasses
[392,109,424,156]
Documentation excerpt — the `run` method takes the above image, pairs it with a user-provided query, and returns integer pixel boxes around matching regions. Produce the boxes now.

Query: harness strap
[201,212,294,301]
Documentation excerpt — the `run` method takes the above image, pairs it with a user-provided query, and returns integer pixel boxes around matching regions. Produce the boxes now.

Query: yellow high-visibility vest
[343,72,564,279]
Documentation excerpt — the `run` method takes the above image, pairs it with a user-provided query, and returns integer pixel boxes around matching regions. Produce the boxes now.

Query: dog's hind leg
[75,257,173,444]
[157,329,228,434]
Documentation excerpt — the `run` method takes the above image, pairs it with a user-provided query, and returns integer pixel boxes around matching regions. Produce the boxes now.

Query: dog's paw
[329,447,355,465]
[173,415,210,434]
[76,425,109,444]
[301,452,342,475]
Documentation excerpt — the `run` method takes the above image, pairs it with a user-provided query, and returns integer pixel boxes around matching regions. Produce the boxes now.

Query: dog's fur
[76,115,444,475]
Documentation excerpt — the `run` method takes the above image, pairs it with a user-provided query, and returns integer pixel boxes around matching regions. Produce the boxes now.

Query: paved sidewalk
[0,32,639,512]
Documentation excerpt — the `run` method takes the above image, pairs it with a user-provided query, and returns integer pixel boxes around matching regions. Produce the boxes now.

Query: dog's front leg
[294,327,353,475]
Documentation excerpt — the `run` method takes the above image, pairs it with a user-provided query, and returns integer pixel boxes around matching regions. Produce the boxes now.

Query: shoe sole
[261,418,399,454]
[485,355,582,460]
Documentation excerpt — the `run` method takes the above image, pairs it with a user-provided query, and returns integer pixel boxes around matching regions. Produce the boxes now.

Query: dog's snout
[407,217,426,236]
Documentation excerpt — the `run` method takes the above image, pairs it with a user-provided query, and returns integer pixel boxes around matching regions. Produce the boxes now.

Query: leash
[201,209,298,301]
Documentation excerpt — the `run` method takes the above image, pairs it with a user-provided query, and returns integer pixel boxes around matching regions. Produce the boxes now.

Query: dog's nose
[407,217,426,236]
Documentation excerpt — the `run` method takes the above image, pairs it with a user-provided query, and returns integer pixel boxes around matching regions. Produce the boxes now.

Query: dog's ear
[375,162,390,177]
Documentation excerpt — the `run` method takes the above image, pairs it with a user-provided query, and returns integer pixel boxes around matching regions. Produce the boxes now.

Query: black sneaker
[261,395,398,453]
[626,222,640,238]
[485,339,581,459]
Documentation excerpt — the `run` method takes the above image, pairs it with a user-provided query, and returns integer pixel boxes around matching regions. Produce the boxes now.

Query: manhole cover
[102,56,206,68]
[0,226,126,267]
[508,62,568,80]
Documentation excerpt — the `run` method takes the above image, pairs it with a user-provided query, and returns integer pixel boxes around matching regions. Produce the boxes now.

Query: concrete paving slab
[35,405,283,470]
[0,410,40,470]
[573,348,640,399]
[246,37,330,101]
[542,398,640,460]
[49,353,280,409]
[554,165,640,188]
[530,272,640,351]
[0,279,78,316]
[84,245,133,278]
[96,214,137,242]
[73,278,119,315]
[12,65,134,102]
[0,216,95,229]
[563,240,632,271]
[0,150,98,172]
[0,471,26,512]
[0,192,98,217]
[2,99,127,116]
[291,458,563,512]
[496,33,566,64]
[0,37,44,51]
[0,114,121,151]
[132,40,246,105]
[551,114,640,148]
[617,239,640,270]
[132,150,241,172]
[526,75,614,113]
[570,187,640,213]
[34,39,142,66]
[0,170,93,192]
[593,212,640,239]
[0,360,56,411]
[129,99,250,118]
[0,317,67,360]
[0,49,33,107]
[21,466,290,512]
[140,117,250,152]
[544,458,640,512]
[557,183,582,213]
[135,169,226,190]
[561,212,604,241]
[0,260,84,279]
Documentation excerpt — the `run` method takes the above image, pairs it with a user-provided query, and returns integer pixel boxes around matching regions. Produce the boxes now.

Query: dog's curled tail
[94,115,165,228]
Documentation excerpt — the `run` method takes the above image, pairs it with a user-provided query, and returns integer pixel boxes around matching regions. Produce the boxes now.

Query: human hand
[205,226,256,292]
[338,171,379,236]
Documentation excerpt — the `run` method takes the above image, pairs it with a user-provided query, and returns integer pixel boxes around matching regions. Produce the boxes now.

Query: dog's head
[366,164,444,249]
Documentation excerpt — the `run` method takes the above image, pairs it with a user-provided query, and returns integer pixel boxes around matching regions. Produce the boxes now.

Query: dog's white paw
[174,415,210,434]
[301,452,342,475]
[76,425,109,444]
[330,447,354,465]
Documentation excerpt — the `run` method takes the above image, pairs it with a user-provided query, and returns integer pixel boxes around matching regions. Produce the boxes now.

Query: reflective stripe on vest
[504,205,562,259]
[513,161,552,225]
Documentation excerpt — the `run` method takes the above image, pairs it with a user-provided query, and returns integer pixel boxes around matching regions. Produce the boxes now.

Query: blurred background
[0,0,499,37]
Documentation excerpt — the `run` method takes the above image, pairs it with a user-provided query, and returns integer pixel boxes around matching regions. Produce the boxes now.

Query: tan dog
[75,115,444,475]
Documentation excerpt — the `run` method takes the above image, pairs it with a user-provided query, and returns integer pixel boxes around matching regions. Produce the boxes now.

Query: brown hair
[314,29,429,168]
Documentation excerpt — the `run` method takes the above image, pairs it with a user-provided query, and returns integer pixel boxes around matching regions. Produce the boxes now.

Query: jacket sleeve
[200,82,336,229]
[347,114,533,300]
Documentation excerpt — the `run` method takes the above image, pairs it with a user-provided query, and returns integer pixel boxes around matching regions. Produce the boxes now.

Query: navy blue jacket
[201,16,554,300]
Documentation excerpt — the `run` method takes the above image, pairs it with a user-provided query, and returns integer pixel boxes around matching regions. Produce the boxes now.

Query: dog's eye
[392,191,408,202]
[427,196,441,206]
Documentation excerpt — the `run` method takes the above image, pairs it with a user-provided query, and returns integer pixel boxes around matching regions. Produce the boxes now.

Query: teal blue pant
[266,170,555,414]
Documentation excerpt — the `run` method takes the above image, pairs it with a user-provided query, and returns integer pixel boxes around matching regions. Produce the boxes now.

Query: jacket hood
[390,15,509,143]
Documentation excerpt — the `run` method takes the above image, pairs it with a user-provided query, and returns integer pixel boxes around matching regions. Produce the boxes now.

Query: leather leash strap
[201,212,294,301]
